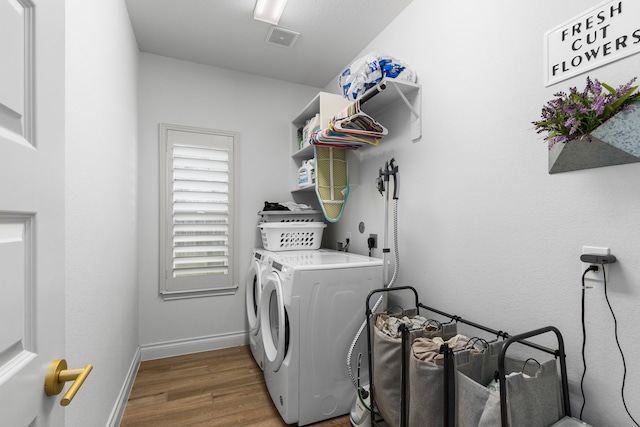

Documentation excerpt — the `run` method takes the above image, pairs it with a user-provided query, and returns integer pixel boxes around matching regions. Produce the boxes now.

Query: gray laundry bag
[408,339,498,427]
[372,313,458,427]
[409,339,565,427]
[503,358,564,427]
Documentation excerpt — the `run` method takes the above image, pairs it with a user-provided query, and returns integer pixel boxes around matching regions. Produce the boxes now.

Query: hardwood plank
[121,346,352,427]
[123,392,167,411]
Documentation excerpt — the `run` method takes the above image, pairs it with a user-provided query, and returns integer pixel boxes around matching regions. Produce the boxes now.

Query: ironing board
[314,146,349,222]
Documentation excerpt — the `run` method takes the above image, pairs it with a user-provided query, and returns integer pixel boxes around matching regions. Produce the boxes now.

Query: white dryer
[245,248,273,370]
[260,249,382,426]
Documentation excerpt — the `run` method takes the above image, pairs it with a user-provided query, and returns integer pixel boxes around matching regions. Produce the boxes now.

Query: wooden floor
[120,346,352,427]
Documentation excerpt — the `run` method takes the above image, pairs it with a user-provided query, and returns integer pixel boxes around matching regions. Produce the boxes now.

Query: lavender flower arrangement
[533,76,640,148]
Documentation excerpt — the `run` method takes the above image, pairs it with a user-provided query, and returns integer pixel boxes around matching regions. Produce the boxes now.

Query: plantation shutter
[159,124,238,298]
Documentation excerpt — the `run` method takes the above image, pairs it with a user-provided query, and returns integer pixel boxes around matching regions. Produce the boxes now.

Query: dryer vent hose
[347,198,399,388]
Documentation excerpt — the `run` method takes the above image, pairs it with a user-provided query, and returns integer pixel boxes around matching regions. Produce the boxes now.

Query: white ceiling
[124,0,413,88]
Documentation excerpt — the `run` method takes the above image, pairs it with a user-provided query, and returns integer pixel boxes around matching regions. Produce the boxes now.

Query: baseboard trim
[106,346,141,427]
[140,331,248,361]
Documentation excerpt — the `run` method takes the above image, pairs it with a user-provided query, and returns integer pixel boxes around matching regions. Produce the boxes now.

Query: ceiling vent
[265,26,300,49]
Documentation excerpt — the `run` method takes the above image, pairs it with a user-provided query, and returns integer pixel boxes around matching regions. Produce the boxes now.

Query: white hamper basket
[259,222,326,251]
[258,210,323,223]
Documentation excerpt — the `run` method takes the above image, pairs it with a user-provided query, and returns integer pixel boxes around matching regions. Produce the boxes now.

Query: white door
[0,0,67,425]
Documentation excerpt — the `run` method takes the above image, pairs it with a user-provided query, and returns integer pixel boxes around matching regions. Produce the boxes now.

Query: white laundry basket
[259,222,326,251]
[258,210,323,223]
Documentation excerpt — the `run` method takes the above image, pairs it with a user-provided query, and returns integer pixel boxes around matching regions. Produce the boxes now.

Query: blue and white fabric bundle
[339,52,417,101]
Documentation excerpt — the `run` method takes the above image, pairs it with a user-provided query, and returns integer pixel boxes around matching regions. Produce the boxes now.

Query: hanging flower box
[534,77,640,174]
[548,102,640,173]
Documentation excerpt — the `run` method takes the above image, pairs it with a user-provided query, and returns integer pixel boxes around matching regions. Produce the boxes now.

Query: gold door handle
[44,359,93,406]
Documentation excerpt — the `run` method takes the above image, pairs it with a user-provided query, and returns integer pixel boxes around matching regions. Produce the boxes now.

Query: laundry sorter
[364,286,593,427]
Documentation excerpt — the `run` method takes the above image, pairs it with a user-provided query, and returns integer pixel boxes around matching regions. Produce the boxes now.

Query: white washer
[245,248,274,370]
[260,249,382,426]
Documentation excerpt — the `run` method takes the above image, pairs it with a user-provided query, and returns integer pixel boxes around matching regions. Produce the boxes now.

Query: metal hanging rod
[418,303,559,357]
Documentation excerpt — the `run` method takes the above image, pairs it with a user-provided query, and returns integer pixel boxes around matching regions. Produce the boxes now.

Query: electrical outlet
[369,234,377,249]
[582,246,609,282]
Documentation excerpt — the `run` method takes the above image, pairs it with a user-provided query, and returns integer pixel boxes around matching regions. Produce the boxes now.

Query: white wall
[65,0,139,425]
[137,53,319,358]
[325,1,640,426]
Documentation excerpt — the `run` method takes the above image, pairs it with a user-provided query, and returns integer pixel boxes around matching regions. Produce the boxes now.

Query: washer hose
[347,198,399,387]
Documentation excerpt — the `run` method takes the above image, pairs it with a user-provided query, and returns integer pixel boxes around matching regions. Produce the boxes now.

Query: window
[159,124,238,299]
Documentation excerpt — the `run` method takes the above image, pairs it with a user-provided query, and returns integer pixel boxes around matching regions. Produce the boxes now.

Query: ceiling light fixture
[253,0,288,25]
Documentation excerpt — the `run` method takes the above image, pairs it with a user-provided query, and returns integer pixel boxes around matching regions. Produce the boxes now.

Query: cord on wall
[580,264,598,420]
[579,255,639,427]
[601,265,639,427]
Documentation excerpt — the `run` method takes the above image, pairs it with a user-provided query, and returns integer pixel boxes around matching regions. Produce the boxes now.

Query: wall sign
[544,1,640,86]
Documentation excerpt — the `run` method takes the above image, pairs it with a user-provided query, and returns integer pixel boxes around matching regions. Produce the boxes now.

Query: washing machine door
[260,271,287,372]
[245,258,262,335]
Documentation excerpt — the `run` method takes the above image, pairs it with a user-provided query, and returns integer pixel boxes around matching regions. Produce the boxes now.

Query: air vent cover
[266,26,300,49]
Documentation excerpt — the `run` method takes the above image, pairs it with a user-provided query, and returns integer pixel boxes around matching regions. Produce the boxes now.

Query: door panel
[0,217,31,361]
[0,0,26,139]
[0,0,66,425]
